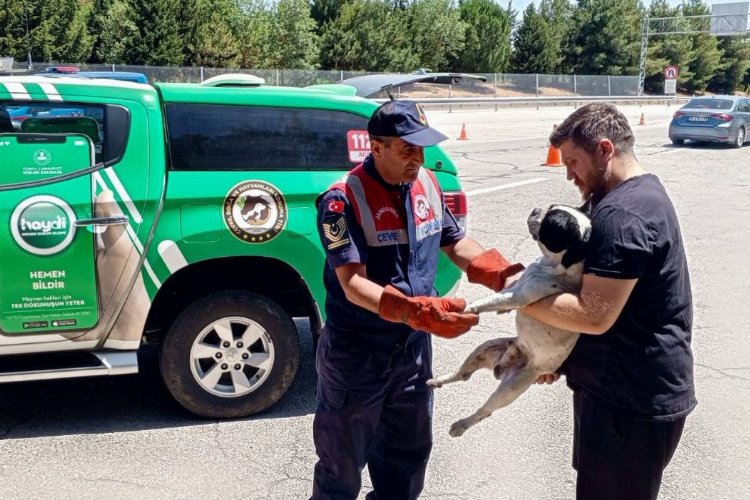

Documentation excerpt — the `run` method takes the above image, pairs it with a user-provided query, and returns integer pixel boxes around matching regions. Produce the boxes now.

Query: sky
[510,0,740,12]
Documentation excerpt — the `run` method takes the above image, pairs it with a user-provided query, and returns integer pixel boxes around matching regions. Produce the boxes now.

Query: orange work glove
[378,285,479,339]
[466,249,525,292]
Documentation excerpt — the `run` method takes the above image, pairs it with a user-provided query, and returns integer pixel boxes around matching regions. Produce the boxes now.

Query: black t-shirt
[563,174,697,421]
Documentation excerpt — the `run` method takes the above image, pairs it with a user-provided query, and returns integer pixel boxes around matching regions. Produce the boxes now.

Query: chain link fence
[4,61,640,97]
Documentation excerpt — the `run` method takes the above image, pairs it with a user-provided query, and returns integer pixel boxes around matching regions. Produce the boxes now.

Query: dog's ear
[578,199,592,217]
[561,226,591,268]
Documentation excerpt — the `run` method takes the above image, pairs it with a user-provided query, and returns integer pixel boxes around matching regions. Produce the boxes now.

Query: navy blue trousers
[311,326,433,500]
[573,391,687,500]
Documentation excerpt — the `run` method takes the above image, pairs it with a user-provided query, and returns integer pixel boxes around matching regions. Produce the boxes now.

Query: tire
[160,290,299,418]
[733,127,745,149]
[671,138,684,146]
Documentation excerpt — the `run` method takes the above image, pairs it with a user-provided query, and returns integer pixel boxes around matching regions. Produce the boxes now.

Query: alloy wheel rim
[189,316,275,397]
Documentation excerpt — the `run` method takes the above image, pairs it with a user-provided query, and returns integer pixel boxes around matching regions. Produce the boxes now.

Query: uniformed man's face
[371,137,425,185]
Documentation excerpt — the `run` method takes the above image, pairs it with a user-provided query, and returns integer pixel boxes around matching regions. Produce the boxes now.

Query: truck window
[165,104,369,171]
[2,102,105,161]
[1,102,130,170]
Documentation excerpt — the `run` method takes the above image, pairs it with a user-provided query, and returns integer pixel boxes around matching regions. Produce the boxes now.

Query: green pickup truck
[0,74,467,418]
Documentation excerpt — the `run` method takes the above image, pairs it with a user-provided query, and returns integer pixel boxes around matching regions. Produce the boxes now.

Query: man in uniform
[311,100,523,500]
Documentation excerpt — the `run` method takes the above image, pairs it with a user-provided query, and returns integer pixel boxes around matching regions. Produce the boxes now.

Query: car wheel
[160,290,299,418]
[733,127,745,148]
[671,138,685,146]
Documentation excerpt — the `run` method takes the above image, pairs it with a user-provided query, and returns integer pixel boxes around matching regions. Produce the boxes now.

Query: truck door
[0,132,100,334]
[0,94,155,348]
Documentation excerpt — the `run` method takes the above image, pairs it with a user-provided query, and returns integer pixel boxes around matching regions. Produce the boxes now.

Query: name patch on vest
[416,219,441,241]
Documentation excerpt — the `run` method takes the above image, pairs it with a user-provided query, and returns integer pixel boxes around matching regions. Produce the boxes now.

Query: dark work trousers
[573,391,687,500]
[311,325,433,500]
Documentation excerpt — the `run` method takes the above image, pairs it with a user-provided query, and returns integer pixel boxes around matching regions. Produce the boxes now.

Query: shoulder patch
[323,214,350,250]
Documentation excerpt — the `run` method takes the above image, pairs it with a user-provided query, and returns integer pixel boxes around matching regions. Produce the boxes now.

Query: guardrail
[378,95,693,110]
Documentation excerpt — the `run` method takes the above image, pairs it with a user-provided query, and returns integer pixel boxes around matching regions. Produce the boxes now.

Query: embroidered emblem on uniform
[414,194,431,220]
[416,104,428,126]
[327,200,344,213]
[323,216,350,249]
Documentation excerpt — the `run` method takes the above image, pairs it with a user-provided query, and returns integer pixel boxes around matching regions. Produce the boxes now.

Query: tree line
[1,0,749,93]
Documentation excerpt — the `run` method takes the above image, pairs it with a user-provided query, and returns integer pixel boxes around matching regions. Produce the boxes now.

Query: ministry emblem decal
[224,181,287,243]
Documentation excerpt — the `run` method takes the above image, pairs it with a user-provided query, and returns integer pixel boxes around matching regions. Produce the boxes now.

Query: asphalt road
[1,104,748,499]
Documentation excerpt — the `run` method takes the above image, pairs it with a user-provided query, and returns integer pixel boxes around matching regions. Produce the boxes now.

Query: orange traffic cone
[638,112,646,126]
[457,123,468,140]
[543,124,563,167]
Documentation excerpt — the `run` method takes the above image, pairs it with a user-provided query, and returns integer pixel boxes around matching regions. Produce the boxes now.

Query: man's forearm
[521,292,611,335]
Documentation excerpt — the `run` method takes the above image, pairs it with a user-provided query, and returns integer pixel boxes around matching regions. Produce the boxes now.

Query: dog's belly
[515,313,579,373]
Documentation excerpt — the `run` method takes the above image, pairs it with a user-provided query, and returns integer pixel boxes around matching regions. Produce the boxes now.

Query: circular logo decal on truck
[223,181,287,243]
[11,195,76,255]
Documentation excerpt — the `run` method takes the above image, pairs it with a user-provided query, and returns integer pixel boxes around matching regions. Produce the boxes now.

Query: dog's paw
[426,378,443,389]
[449,420,468,437]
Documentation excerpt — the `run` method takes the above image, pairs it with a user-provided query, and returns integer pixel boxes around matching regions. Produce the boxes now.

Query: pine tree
[407,0,466,72]
[181,0,241,67]
[538,0,572,73]
[126,0,184,66]
[268,0,319,69]
[34,0,95,63]
[510,3,556,74]
[564,0,642,75]
[95,0,138,64]
[451,0,511,73]
[0,0,27,63]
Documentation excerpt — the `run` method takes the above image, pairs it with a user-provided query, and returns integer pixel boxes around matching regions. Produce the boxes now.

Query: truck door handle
[74,214,129,227]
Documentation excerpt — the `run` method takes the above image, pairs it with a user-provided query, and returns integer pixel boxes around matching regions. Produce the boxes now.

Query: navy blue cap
[367,100,448,147]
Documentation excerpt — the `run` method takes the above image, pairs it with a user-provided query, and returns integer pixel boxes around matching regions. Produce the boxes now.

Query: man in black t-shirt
[523,103,696,500]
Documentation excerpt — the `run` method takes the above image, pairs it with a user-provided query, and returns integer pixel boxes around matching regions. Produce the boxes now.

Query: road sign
[665,79,677,95]
[664,65,679,80]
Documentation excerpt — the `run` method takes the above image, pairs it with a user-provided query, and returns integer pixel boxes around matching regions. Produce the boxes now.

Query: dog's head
[527,204,591,268]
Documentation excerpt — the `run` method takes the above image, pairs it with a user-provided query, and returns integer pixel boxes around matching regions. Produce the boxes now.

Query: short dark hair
[549,103,635,156]
[369,134,393,146]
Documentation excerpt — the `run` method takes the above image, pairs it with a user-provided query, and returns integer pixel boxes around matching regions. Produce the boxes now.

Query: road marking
[466,177,551,197]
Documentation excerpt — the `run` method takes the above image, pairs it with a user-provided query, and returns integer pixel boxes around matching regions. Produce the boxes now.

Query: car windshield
[684,98,734,110]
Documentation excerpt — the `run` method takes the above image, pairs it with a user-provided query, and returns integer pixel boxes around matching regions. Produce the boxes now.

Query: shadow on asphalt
[662,141,739,150]
[0,320,318,439]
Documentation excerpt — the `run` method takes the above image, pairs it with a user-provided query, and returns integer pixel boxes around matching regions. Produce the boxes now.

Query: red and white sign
[347,130,371,163]
[664,65,679,80]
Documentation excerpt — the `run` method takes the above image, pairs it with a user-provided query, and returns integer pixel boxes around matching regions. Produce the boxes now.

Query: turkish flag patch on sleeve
[327,200,345,213]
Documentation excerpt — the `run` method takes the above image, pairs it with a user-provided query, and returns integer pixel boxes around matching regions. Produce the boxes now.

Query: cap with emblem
[367,100,448,147]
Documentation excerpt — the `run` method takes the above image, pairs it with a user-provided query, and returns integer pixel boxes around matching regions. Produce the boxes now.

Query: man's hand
[378,285,479,338]
[467,249,525,291]
[536,373,560,385]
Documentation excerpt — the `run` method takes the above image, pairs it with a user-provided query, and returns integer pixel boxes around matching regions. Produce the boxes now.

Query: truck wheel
[160,290,299,418]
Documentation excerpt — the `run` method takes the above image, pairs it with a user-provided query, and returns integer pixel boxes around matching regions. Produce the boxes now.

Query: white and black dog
[428,204,591,437]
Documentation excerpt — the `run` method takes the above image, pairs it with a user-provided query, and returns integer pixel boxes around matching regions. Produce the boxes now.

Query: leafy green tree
[311,0,348,27]
[95,0,138,63]
[181,0,241,67]
[538,0,572,73]
[707,37,749,94]
[681,0,723,92]
[643,0,694,94]
[451,0,511,72]
[510,3,556,74]
[0,0,27,62]
[319,0,416,71]
[34,0,95,62]
[232,0,275,68]
[564,0,642,75]
[407,0,466,72]
[267,0,319,69]
[126,0,184,66]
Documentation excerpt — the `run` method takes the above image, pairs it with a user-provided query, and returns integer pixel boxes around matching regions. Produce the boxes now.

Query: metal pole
[638,14,650,96]
[536,74,539,110]
[608,75,611,96]
[574,74,577,95]
[494,73,498,112]
[23,0,33,70]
